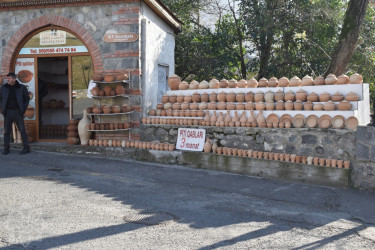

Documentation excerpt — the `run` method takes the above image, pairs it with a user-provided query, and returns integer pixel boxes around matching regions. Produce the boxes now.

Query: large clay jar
[313,103,324,110]
[168,74,180,90]
[217,102,226,110]
[350,73,363,84]
[199,80,209,89]
[245,101,255,110]
[236,92,245,102]
[190,102,199,110]
[276,100,285,110]
[161,95,169,104]
[264,90,275,102]
[104,75,115,82]
[278,77,289,87]
[236,103,245,110]
[258,78,268,88]
[78,110,92,146]
[209,92,217,102]
[285,100,294,110]
[254,91,264,102]
[115,85,126,95]
[227,102,236,110]
[189,80,199,89]
[238,79,247,88]
[209,78,220,89]
[228,79,238,88]
[337,100,352,110]
[294,100,303,110]
[284,90,295,102]
[102,105,111,114]
[304,100,313,110]
[91,86,100,96]
[199,102,208,110]
[245,91,254,102]
[325,74,337,85]
[219,79,229,88]
[226,92,236,102]
[345,91,359,101]
[301,75,314,86]
[337,74,349,84]
[256,110,266,128]
[204,138,212,153]
[177,94,184,103]
[289,76,301,87]
[103,86,112,96]
[201,92,209,102]
[265,101,274,110]
[324,100,336,111]
[295,89,307,102]
[319,92,331,102]
[208,102,217,110]
[268,77,278,87]
[217,91,227,102]
[275,90,284,102]
[307,92,319,102]
[191,92,201,103]
[179,81,189,90]
[331,91,344,102]
[314,75,325,85]
[184,95,192,103]
[91,73,103,82]
[256,101,266,110]
[247,78,258,88]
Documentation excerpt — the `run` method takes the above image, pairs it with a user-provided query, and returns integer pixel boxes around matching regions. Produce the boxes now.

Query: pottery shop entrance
[37,57,69,140]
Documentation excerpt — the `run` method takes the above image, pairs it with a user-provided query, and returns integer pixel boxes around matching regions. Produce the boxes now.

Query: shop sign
[176,128,206,151]
[40,30,66,45]
[19,46,88,55]
[104,33,138,43]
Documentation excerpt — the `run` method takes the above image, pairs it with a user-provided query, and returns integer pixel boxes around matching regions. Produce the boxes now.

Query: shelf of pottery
[144,73,368,130]
[87,73,133,134]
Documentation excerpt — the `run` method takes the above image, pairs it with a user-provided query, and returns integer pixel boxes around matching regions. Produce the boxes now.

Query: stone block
[371,145,375,162]
[302,134,317,144]
[356,142,370,161]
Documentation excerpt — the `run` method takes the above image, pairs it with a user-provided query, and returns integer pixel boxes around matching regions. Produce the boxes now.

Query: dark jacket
[0,80,30,116]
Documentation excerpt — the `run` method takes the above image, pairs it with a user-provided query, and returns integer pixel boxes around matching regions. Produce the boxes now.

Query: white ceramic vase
[78,110,92,146]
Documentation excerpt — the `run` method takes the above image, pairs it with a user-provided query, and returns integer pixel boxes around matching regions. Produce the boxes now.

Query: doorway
[37,57,69,140]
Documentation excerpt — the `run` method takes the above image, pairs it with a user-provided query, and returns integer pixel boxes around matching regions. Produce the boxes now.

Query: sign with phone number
[19,46,88,55]
[176,128,206,151]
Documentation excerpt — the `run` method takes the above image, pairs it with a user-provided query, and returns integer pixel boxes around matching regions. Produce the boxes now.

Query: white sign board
[40,30,66,45]
[176,128,206,151]
[19,46,88,55]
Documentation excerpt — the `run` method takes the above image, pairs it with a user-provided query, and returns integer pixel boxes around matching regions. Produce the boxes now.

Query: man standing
[0,73,30,155]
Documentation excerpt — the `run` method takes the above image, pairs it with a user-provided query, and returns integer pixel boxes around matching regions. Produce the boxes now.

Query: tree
[325,0,370,75]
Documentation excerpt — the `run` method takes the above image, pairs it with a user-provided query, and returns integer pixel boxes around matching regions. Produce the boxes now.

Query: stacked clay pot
[67,119,79,145]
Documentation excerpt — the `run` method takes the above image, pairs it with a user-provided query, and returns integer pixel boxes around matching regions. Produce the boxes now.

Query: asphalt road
[0,149,374,249]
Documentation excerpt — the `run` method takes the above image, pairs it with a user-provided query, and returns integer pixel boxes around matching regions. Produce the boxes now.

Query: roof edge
[143,0,182,33]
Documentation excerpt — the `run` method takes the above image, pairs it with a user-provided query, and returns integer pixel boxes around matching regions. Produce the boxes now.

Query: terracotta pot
[325,74,337,85]
[179,81,189,90]
[254,91,264,102]
[103,86,112,96]
[226,92,236,102]
[313,103,324,110]
[304,101,313,110]
[265,101,274,110]
[337,74,349,84]
[24,106,35,119]
[219,79,229,88]
[331,92,344,102]
[285,100,294,110]
[294,100,303,110]
[192,92,201,103]
[208,102,217,110]
[169,94,177,103]
[168,74,180,90]
[228,79,238,88]
[67,137,79,145]
[268,77,278,87]
[284,91,295,102]
[256,102,266,110]
[295,89,307,102]
[289,76,301,87]
[274,90,284,102]
[350,73,363,84]
[199,102,208,110]
[177,95,184,103]
[102,105,111,114]
[319,92,331,102]
[245,91,254,102]
[314,75,325,85]
[344,161,350,169]
[307,92,319,102]
[204,138,212,153]
[236,103,245,110]
[247,78,258,88]
[201,92,209,102]
[164,102,172,110]
[301,75,314,86]
[238,79,247,88]
[115,73,129,81]
[236,92,245,102]
[189,80,199,89]
[172,103,181,110]
[161,95,169,104]
[189,102,198,110]
[199,80,209,89]
[217,92,227,102]
[257,78,267,88]
[324,100,336,111]
[111,105,121,113]
[91,86,100,96]
[209,92,217,102]
[245,102,255,110]
[115,85,126,95]
[276,100,285,110]
[278,77,289,87]
[319,158,325,166]
[181,102,190,110]
[91,73,103,82]
[184,95,192,103]
[345,92,359,101]
[104,75,115,82]
[337,100,352,110]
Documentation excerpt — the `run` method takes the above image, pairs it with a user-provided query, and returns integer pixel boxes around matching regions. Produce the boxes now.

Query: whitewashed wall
[140,2,176,115]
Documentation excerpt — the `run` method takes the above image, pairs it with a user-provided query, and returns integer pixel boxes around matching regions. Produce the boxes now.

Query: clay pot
[208,102,217,110]
[115,85,126,95]
[199,80,209,89]
[91,73,103,82]
[268,77,278,87]
[331,92,344,102]
[228,79,238,88]
[319,92,331,102]
[337,74,349,84]
[169,94,177,103]
[337,100,352,110]
[115,73,129,81]
[192,92,201,103]
[264,90,275,102]
[245,102,255,110]
[204,138,212,153]
[275,100,285,110]
[102,105,111,114]
[226,92,236,102]
[199,102,208,110]
[227,102,236,110]
[219,79,229,88]
[172,103,181,110]
[190,102,199,110]
[325,74,337,85]
[164,102,172,110]
[301,75,314,86]
[217,92,226,102]
[344,161,350,169]
[258,78,268,88]
[289,76,301,87]
[168,74,180,90]
[181,102,190,110]
[103,86,112,96]
[345,92,359,101]
[278,77,289,87]
[67,137,79,145]
[99,90,104,96]
[275,90,284,102]
[285,100,294,110]
[350,73,363,84]
[78,110,92,146]
[284,91,295,102]
[294,100,303,110]
[24,106,35,119]
[177,94,184,103]
[209,92,217,102]
[112,105,121,113]
[91,86,100,96]
[236,92,245,102]
[313,103,324,110]
[247,78,258,88]
[183,95,192,103]
[256,101,266,110]
[201,92,209,102]
[236,103,245,110]
[179,81,189,90]
[245,91,254,102]
[238,79,247,88]
[189,80,199,89]
[104,75,115,82]
[304,101,313,110]
[313,75,325,85]
[254,91,264,102]
[161,95,169,104]
[156,103,164,109]
[295,89,307,102]
[324,100,336,111]
[265,101,274,110]
[307,92,319,102]
[256,110,266,127]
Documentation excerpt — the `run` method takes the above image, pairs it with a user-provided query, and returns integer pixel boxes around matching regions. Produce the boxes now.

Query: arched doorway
[15,27,93,142]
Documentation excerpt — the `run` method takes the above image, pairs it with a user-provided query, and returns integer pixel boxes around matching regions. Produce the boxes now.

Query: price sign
[176,128,206,151]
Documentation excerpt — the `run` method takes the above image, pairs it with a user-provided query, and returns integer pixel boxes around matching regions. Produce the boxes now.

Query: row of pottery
[168,73,363,90]
[67,119,80,145]
[87,139,175,151]
[91,73,129,82]
[161,90,359,104]
[42,99,66,109]
[90,85,127,96]
[87,122,131,131]
[88,105,131,114]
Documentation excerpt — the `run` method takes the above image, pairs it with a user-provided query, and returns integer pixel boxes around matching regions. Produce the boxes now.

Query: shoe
[2,148,9,155]
[20,147,30,155]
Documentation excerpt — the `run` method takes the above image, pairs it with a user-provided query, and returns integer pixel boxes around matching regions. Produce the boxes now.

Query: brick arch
[1,14,103,75]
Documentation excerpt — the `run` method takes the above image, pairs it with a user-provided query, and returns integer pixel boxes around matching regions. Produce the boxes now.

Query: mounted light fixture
[50,24,57,36]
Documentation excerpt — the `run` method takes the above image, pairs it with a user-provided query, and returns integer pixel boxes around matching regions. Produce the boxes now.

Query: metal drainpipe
[141,16,147,118]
